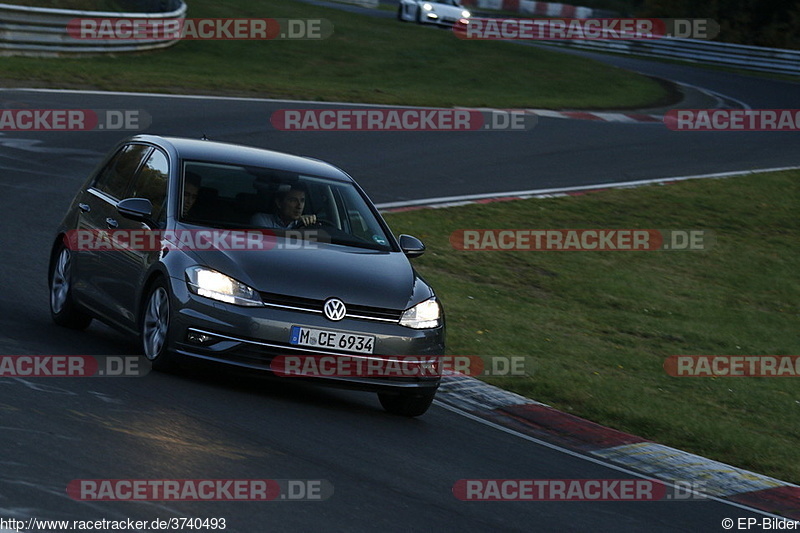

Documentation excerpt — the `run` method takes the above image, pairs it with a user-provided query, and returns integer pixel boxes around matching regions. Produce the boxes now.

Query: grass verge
[385,170,799,483]
[0,0,669,109]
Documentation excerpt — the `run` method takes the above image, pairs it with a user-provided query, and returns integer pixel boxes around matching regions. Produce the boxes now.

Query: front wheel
[49,243,92,330]
[378,390,436,417]
[141,279,179,372]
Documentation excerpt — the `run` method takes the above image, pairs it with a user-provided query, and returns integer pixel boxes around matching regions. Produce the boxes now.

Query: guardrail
[544,36,800,76]
[461,3,799,76]
[0,0,187,56]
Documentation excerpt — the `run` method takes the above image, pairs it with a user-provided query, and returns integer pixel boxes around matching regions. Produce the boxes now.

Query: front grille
[258,292,402,323]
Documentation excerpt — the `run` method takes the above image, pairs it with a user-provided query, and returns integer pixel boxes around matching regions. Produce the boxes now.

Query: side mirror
[117,198,153,222]
[399,234,425,258]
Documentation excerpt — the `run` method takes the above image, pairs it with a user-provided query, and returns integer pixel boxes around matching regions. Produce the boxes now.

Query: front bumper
[169,278,445,392]
[422,10,464,26]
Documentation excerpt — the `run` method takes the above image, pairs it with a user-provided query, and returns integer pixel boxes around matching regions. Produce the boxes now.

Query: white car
[397,0,470,26]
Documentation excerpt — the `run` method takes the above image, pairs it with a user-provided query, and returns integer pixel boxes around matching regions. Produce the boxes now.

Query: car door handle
[79,203,91,213]
[106,218,119,229]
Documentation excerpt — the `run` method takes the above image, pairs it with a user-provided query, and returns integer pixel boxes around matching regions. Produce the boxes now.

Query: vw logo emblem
[323,298,346,321]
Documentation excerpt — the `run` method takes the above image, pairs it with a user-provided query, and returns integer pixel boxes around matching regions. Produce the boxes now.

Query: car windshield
[179,161,393,251]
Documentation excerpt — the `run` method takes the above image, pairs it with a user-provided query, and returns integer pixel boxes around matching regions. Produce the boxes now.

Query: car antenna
[201,133,209,140]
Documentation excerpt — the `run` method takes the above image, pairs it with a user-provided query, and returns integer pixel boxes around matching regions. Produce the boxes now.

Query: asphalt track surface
[1,9,799,533]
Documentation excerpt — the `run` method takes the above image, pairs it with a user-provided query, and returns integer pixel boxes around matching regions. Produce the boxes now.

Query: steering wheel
[310,217,336,227]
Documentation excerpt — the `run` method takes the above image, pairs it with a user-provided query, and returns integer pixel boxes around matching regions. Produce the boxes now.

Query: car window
[326,178,391,248]
[180,161,393,251]
[129,148,169,226]
[93,144,151,200]
[180,161,263,224]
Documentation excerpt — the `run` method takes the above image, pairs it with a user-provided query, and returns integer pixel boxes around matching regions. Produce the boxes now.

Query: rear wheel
[49,244,92,330]
[141,278,179,372]
[378,390,436,417]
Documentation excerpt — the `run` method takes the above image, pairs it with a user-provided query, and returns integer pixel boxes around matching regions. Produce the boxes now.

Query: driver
[251,186,317,229]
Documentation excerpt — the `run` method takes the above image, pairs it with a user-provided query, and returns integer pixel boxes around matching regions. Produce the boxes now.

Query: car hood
[428,2,465,16]
[185,242,432,311]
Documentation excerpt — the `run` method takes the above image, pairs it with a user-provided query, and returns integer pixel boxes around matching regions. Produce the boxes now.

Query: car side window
[93,144,151,200]
[129,149,169,226]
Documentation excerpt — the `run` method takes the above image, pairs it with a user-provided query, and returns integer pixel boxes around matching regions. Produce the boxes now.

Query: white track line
[376,165,800,210]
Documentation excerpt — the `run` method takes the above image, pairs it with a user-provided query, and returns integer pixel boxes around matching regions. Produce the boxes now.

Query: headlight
[186,267,263,307]
[461,9,470,17]
[400,298,442,329]
[422,2,433,10]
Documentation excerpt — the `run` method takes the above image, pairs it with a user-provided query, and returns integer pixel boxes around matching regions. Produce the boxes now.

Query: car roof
[128,135,352,182]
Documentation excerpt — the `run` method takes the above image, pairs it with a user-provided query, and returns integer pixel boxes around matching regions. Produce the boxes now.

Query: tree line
[576,0,800,49]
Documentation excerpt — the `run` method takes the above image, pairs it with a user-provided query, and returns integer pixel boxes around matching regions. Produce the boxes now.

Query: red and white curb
[455,83,748,125]
[530,109,662,122]
[460,0,597,18]
[455,106,663,123]
[435,372,800,519]
[5,85,746,128]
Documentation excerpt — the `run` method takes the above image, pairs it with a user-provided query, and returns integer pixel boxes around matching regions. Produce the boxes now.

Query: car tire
[49,243,92,330]
[397,5,404,21]
[415,6,423,24]
[140,278,180,372]
[378,390,436,417]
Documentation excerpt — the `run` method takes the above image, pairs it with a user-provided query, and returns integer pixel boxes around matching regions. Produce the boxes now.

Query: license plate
[290,326,375,354]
